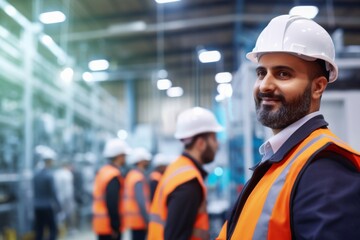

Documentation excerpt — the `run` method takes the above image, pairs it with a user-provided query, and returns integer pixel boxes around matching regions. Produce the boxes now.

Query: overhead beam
[66,13,360,42]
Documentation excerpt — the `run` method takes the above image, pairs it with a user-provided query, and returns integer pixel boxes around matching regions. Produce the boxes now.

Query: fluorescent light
[155,0,180,4]
[39,11,66,24]
[40,34,54,46]
[108,21,147,33]
[117,129,128,140]
[3,5,17,17]
[157,79,172,90]
[289,6,319,19]
[215,72,232,83]
[39,33,67,63]
[167,87,183,97]
[83,71,109,82]
[60,67,74,82]
[217,83,233,98]
[198,50,221,63]
[88,59,109,71]
[157,69,168,79]
[82,72,94,82]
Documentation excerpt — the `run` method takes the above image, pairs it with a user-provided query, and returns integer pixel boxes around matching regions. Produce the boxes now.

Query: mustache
[257,92,285,101]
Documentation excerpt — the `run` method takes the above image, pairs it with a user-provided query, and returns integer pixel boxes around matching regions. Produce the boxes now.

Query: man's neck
[183,150,202,165]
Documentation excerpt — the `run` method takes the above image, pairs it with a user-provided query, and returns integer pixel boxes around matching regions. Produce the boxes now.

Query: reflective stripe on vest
[148,156,209,240]
[92,164,124,234]
[227,128,360,240]
[253,133,350,238]
[123,169,150,229]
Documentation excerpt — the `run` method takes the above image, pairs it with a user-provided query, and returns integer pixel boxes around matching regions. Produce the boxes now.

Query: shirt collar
[259,111,321,158]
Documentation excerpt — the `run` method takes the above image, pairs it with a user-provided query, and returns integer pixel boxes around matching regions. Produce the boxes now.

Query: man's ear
[312,76,327,100]
[194,137,206,151]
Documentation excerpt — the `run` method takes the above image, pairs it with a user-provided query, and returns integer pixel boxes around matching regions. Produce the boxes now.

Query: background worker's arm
[106,177,121,235]
[165,178,203,240]
[134,181,150,224]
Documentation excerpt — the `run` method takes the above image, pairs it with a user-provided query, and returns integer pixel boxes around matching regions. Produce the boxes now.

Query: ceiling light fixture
[289,6,319,19]
[39,11,66,24]
[108,21,147,33]
[167,87,183,97]
[60,67,74,82]
[215,72,232,83]
[88,59,109,71]
[217,83,233,98]
[117,129,128,140]
[82,72,94,82]
[155,0,180,4]
[198,50,221,63]
[157,79,172,90]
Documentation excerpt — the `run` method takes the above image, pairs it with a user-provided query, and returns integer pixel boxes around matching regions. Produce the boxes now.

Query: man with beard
[148,107,223,240]
[216,15,360,240]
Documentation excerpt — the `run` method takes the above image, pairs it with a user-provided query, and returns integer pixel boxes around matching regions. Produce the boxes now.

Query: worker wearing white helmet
[217,15,360,240]
[92,138,131,240]
[33,145,60,240]
[124,147,152,240]
[148,107,223,240]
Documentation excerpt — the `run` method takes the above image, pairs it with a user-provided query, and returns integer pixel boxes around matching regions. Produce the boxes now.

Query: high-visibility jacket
[217,128,360,240]
[123,168,150,230]
[148,155,210,240]
[92,164,124,234]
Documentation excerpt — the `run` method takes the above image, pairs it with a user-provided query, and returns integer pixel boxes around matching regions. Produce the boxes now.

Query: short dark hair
[183,132,212,150]
[313,59,330,81]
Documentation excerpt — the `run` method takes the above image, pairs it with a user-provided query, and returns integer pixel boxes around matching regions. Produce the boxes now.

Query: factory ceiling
[7,0,360,101]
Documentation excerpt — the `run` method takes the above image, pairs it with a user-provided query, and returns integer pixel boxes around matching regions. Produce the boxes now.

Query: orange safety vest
[123,168,150,230]
[148,155,210,240]
[217,128,360,240]
[92,164,124,234]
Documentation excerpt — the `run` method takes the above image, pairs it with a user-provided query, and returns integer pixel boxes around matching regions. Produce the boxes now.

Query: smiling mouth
[261,97,280,105]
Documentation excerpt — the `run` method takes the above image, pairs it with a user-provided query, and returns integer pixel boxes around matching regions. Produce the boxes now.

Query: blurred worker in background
[124,147,152,240]
[217,15,360,240]
[148,107,223,240]
[149,153,173,202]
[92,138,131,240]
[33,145,61,240]
[54,160,75,235]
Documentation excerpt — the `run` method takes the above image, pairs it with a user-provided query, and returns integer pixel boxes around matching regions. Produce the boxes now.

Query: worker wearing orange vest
[92,138,131,240]
[149,153,174,202]
[148,107,223,240]
[124,147,152,240]
[217,15,360,240]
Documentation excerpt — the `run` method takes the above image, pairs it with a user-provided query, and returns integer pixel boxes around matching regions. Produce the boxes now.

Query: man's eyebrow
[256,65,294,72]
[255,66,265,72]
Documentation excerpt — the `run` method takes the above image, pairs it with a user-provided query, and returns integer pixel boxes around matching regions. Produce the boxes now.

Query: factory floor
[59,228,131,240]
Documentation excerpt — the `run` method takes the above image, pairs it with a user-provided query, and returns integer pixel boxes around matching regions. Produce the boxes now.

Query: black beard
[255,84,312,129]
[201,141,215,164]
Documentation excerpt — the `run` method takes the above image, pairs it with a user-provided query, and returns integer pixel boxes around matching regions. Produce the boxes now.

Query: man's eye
[278,71,291,79]
[256,70,266,78]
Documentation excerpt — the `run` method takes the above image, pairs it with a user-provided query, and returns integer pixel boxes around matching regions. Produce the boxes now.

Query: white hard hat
[152,153,175,167]
[246,15,338,82]
[174,107,223,139]
[129,147,152,165]
[35,145,57,160]
[103,138,132,158]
